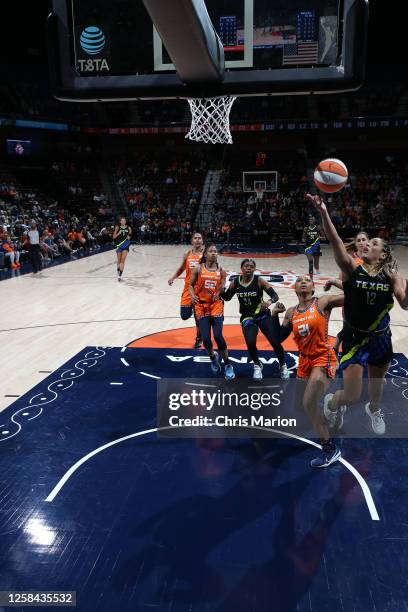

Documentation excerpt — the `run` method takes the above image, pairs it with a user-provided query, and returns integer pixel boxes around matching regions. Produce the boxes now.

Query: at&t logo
[80,26,105,54]
[77,26,110,73]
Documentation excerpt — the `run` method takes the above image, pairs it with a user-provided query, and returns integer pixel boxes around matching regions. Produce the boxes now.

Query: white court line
[139,372,161,380]
[44,426,380,520]
[247,385,281,389]
[120,358,130,367]
[185,382,217,388]
[110,382,123,386]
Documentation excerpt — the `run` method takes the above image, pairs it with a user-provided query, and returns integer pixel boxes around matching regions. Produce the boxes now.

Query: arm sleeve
[220,280,236,302]
[271,314,292,342]
[264,285,279,303]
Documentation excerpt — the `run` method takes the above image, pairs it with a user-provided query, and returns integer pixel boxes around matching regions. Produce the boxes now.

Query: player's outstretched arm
[318,293,345,313]
[324,278,344,292]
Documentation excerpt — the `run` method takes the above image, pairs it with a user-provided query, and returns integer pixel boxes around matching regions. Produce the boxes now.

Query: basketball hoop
[255,185,265,202]
[185,96,237,144]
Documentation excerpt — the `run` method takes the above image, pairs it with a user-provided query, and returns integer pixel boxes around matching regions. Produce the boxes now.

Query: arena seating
[114,154,208,242]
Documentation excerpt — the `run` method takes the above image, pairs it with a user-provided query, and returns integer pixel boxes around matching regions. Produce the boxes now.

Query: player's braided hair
[374,239,398,276]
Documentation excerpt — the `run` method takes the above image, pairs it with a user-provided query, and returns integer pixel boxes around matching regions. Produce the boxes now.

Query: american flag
[283,41,318,65]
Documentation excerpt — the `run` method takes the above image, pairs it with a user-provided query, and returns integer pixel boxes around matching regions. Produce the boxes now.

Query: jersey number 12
[366,292,376,305]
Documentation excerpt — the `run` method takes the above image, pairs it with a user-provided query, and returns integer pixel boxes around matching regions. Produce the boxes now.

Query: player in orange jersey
[168,232,204,348]
[271,275,344,468]
[189,244,235,380]
[324,231,369,354]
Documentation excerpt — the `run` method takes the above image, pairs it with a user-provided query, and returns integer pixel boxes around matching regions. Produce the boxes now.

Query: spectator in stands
[67,228,81,251]
[42,230,60,259]
[83,226,98,250]
[220,222,231,244]
[0,233,21,268]
[53,228,73,255]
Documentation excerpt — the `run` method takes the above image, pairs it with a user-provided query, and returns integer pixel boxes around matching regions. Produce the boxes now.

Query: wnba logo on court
[80,26,106,55]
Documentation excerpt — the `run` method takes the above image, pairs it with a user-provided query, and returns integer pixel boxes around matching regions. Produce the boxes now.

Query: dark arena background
[1,1,408,611]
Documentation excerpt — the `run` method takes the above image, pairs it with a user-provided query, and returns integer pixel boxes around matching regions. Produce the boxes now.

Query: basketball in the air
[313,158,348,193]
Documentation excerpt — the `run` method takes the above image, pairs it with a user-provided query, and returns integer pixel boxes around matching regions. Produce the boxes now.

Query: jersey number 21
[298,323,310,337]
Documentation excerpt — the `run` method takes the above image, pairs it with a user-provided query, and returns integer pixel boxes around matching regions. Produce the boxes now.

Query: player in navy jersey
[113,217,132,281]
[221,259,289,379]
[302,215,324,278]
[307,193,408,435]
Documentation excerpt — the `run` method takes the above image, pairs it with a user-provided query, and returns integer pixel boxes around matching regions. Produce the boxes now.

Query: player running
[189,244,235,380]
[303,215,324,278]
[221,258,289,379]
[307,192,408,435]
[113,217,132,281]
[271,275,344,467]
[168,232,204,348]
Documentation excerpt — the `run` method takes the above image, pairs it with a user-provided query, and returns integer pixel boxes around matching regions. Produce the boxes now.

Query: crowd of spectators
[115,154,208,243]
[208,171,307,244]
[1,150,407,274]
[0,152,210,272]
[0,179,115,273]
[209,156,407,244]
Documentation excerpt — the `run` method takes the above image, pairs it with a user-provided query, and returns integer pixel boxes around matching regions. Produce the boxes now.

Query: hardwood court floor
[1,244,408,412]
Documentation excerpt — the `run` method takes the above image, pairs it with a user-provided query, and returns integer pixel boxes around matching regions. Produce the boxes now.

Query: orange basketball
[314,158,348,193]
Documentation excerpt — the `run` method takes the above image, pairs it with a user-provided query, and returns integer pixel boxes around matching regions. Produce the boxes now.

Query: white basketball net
[255,187,265,201]
[185,96,237,144]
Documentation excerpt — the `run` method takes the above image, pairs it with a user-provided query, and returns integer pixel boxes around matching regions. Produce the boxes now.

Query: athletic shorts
[194,301,224,320]
[116,239,131,253]
[340,323,393,369]
[297,349,337,380]
[241,311,271,328]
[305,242,321,256]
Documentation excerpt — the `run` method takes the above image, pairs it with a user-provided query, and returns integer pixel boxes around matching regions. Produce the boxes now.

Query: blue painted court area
[0,347,407,611]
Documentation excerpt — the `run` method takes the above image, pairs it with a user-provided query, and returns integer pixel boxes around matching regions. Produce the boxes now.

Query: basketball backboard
[48,0,369,101]
[243,171,278,193]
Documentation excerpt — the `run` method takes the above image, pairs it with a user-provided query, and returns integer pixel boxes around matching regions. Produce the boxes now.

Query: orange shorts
[180,285,192,307]
[297,350,337,380]
[194,301,224,320]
